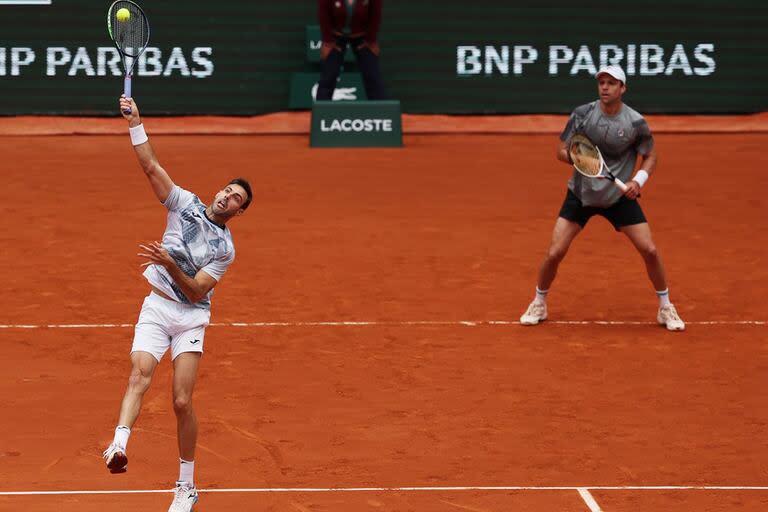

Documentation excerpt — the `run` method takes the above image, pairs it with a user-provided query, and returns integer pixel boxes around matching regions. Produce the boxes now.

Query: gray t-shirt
[143,185,235,309]
[560,100,654,208]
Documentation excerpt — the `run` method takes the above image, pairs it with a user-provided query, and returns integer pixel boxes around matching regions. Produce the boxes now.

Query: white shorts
[132,292,211,362]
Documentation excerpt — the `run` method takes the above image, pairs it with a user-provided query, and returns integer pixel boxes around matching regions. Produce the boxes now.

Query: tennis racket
[568,133,630,193]
[107,0,150,113]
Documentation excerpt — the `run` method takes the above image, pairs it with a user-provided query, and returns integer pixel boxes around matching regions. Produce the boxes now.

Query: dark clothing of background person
[316,0,387,101]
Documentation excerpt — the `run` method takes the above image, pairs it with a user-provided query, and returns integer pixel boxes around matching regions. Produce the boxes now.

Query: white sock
[179,459,195,486]
[657,288,671,308]
[113,425,130,449]
[535,286,549,304]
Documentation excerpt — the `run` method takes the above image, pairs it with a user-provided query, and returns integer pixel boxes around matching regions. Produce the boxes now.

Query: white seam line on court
[578,488,603,511]
[2,485,768,495]
[0,320,765,329]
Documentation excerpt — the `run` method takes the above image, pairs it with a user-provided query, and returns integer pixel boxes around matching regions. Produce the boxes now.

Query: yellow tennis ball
[116,8,130,22]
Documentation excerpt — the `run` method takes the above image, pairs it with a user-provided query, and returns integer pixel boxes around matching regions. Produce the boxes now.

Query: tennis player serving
[102,95,253,512]
[519,65,685,331]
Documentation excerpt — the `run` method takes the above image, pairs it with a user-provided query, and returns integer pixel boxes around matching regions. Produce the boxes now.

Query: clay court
[1,118,767,511]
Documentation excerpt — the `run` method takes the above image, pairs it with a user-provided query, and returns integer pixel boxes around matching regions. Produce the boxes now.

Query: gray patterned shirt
[560,100,654,208]
[143,186,235,309]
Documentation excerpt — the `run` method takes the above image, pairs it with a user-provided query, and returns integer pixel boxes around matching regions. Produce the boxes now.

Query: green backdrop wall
[0,0,765,115]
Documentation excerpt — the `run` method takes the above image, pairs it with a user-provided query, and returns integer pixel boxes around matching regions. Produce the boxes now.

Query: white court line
[578,488,603,511]
[2,485,768,496]
[0,320,765,329]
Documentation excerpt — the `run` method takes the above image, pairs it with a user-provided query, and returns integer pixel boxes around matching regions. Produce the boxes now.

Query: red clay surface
[1,112,767,136]
[0,132,766,511]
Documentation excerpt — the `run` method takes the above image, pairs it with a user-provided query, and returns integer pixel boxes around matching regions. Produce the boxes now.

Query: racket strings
[569,138,602,176]
[110,2,149,57]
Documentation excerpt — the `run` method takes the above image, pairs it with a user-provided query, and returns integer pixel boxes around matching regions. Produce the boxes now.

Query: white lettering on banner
[570,45,597,75]
[485,45,508,75]
[513,46,537,75]
[458,45,539,75]
[5,48,35,76]
[457,43,717,77]
[0,46,215,77]
[640,44,665,75]
[69,47,94,76]
[548,45,574,74]
[191,47,214,78]
[163,47,190,76]
[457,46,482,75]
[140,47,163,76]
[693,44,716,76]
[626,44,636,75]
[46,47,70,76]
[97,47,122,76]
[320,118,394,132]
[665,44,693,75]
[599,44,624,68]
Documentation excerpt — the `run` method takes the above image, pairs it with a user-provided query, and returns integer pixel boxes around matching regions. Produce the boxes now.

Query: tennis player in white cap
[519,65,685,331]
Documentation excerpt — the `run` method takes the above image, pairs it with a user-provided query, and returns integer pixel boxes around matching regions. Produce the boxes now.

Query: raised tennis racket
[107,0,150,113]
[568,133,630,193]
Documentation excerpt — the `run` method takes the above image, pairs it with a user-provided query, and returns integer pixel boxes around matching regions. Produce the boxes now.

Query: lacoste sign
[311,101,402,148]
[319,118,393,132]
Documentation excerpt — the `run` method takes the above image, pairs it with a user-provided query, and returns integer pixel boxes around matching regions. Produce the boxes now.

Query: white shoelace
[664,305,682,321]
[172,487,191,506]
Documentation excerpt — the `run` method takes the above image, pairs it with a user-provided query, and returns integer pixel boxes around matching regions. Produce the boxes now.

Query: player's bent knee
[173,395,193,415]
[546,246,568,264]
[127,371,152,394]
[639,244,659,261]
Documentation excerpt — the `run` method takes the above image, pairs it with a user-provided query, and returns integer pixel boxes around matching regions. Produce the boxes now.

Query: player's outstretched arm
[119,95,174,203]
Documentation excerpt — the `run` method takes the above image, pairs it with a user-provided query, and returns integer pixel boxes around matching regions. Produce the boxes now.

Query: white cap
[596,65,626,84]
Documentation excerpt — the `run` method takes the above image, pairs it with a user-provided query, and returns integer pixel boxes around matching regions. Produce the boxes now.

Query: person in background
[317,0,387,101]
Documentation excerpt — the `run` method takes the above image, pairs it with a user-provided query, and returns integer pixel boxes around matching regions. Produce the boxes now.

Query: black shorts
[558,189,647,230]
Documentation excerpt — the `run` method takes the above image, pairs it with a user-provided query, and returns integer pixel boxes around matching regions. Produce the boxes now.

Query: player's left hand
[624,180,642,200]
[138,241,174,269]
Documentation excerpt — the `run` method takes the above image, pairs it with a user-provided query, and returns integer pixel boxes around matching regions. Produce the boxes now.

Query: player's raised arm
[119,95,174,203]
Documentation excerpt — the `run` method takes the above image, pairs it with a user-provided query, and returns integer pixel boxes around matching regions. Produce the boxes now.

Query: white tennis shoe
[520,300,547,325]
[102,442,128,473]
[168,481,199,512]
[658,304,685,331]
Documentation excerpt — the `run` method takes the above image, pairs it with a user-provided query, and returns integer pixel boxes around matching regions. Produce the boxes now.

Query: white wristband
[129,124,148,146]
[632,169,649,188]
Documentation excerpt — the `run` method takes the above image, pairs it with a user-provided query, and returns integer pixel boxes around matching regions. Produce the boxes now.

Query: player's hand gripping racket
[107,0,150,113]
[568,134,635,194]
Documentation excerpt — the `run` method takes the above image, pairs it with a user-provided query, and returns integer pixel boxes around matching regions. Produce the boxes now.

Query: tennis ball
[116,8,130,22]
